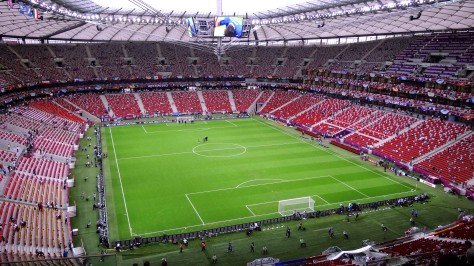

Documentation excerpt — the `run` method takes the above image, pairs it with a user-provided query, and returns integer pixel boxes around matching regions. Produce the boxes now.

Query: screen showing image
[186,17,198,37]
[214,16,243,38]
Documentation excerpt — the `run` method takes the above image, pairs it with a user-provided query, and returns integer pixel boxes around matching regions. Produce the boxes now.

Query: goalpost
[278,196,315,216]
[176,116,194,123]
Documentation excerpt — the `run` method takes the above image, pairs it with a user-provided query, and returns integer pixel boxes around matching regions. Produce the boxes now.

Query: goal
[177,116,194,123]
[278,196,315,216]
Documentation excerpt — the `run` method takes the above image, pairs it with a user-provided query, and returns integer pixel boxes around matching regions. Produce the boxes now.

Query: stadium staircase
[50,101,85,123]
[310,106,349,129]
[257,91,275,112]
[99,95,114,117]
[166,92,178,113]
[227,90,237,113]
[271,47,288,77]
[133,93,146,115]
[332,45,351,62]
[58,99,101,123]
[361,39,385,60]
[373,118,424,148]
[196,91,208,113]
[189,48,199,77]
[412,131,473,164]
[121,43,129,57]
[270,95,301,114]
[246,90,264,114]
[85,44,93,58]
[155,43,163,57]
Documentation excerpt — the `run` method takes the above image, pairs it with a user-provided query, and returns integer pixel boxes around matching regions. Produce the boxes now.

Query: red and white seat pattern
[105,94,141,117]
[328,106,374,128]
[350,110,386,130]
[291,99,351,127]
[0,202,69,258]
[255,90,273,105]
[11,106,83,133]
[415,133,474,184]
[172,91,203,113]
[376,119,469,163]
[272,94,323,120]
[359,113,418,140]
[232,89,260,112]
[36,127,79,146]
[202,90,232,113]
[4,172,66,206]
[0,113,43,132]
[0,129,27,146]
[344,133,380,148]
[66,93,107,118]
[313,123,343,136]
[0,150,19,165]
[380,238,468,258]
[33,138,74,158]
[29,99,85,123]
[260,91,299,113]
[15,157,69,179]
[53,98,81,115]
[139,92,173,115]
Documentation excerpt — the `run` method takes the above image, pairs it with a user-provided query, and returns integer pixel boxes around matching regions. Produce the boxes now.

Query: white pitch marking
[235,179,285,188]
[252,118,414,190]
[141,125,148,133]
[135,189,415,236]
[185,194,205,225]
[225,120,238,127]
[109,127,133,236]
[330,175,370,198]
[118,141,302,160]
[246,205,256,216]
[187,175,332,195]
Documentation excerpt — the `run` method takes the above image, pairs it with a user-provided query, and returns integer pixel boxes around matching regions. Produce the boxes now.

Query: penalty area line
[252,118,414,191]
[185,194,205,225]
[246,205,256,216]
[225,120,238,127]
[330,175,370,198]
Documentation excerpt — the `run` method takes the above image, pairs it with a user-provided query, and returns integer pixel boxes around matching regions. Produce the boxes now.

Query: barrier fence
[113,195,423,248]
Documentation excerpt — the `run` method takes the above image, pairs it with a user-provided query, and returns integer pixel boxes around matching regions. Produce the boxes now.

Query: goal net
[278,196,315,216]
[177,116,194,123]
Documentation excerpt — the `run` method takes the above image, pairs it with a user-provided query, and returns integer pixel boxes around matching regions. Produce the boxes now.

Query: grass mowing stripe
[117,141,303,160]
[109,127,133,236]
[107,118,416,237]
[144,125,237,133]
[252,118,414,191]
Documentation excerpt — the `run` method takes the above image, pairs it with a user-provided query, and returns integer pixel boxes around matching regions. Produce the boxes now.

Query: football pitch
[104,117,417,239]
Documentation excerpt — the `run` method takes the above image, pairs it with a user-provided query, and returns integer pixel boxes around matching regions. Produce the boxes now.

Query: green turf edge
[71,118,474,266]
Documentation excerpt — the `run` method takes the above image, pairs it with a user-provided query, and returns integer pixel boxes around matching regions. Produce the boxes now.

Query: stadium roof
[0,0,473,46]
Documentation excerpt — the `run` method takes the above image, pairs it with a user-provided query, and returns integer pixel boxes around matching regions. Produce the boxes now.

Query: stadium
[0,0,473,265]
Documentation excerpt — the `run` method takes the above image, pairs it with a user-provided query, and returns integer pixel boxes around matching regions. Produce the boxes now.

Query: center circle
[192,143,247,158]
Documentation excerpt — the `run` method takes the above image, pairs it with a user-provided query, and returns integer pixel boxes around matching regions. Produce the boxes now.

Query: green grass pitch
[104,117,417,240]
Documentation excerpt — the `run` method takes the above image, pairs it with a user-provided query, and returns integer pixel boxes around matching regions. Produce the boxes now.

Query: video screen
[186,17,198,37]
[214,16,243,38]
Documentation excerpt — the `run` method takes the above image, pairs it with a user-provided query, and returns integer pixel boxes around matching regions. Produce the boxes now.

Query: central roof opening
[90,0,312,15]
